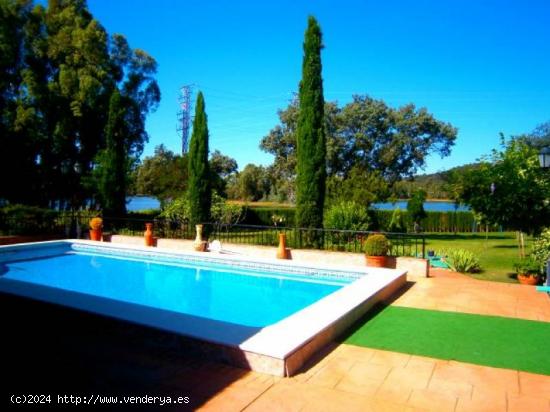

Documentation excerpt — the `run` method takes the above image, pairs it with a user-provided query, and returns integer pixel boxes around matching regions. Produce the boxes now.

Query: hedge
[372,210,501,233]
[0,204,61,235]
[242,206,502,233]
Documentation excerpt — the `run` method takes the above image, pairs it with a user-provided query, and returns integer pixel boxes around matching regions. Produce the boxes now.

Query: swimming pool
[0,240,406,376]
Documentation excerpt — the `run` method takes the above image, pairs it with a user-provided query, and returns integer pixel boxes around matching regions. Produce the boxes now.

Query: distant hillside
[393,163,481,199]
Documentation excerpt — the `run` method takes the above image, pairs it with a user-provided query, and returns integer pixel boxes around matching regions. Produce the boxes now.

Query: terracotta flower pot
[276,232,291,259]
[89,229,102,241]
[366,255,388,268]
[517,274,540,285]
[144,223,154,247]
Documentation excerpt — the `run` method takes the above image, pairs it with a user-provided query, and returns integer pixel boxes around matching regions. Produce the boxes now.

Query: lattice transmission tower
[177,85,195,154]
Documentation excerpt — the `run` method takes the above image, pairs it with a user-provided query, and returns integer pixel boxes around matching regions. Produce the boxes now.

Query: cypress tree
[187,91,211,227]
[296,16,326,234]
[96,88,127,217]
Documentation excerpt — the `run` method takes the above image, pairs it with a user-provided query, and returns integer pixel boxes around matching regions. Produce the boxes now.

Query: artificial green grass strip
[343,306,550,375]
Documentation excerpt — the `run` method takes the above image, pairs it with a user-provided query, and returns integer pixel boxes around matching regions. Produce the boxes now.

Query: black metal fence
[202,223,425,258]
[0,214,425,258]
[0,214,90,237]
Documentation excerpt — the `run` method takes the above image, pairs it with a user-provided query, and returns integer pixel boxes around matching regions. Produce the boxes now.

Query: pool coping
[0,240,407,376]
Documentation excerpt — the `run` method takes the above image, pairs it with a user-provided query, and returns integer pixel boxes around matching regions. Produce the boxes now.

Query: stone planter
[194,224,208,252]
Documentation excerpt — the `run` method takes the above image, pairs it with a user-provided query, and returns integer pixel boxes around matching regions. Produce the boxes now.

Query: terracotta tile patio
[2,268,549,411]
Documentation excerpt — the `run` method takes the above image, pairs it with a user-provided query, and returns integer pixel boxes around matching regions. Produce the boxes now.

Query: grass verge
[424,232,529,283]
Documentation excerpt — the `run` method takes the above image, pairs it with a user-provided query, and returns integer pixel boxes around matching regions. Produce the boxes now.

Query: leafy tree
[227,164,270,201]
[260,96,456,205]
[407,189,427,230]
[326,167,389,207]
[41,0,114,208]
[295,16,326,233]
[518,121,550,150]
[0,0,159,210]
[187,91,211,227]
[135,145,188,203]
[259,101,338,202]
[337,96,456,183]
[457,138,550,256]
[209,149,238,196]
[0,0,44,204]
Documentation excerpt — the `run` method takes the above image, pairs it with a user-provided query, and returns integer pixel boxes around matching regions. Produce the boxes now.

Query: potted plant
[365,233,390,267]
[89,217,103,241]
[514,259,541,285]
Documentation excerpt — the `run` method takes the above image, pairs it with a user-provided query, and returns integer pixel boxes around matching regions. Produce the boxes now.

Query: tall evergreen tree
[187,91,211,228]
[295,16,326,233]
[95,88,127,216]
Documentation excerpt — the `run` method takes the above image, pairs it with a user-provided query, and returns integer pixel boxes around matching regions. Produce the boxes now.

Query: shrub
[0,204,59,235]
[210,192,244,228]
[159,196,190,222]
[324,201,370,231]
[530,228,550,275]
[388,208,407,233]
[407,189,427,228]
[513,258,540,276]
[364,234,389,256]
[443,249,481,273]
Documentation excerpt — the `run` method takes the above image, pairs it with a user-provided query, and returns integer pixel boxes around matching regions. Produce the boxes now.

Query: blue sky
[87,0,550,174]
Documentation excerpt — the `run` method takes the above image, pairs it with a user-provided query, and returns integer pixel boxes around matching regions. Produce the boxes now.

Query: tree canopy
[227,164,270,201]
[134,145,188,203]
[455,138,550,235]
[260,95,457,204]
[0,0,159,210]
[209,149,238,196]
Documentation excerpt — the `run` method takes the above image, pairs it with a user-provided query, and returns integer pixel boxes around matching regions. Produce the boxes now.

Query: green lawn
[424,232,529,283]
[343,305,550,376]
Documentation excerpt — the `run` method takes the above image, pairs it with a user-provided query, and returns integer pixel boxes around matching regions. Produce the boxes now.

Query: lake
[127,196,160,211]
[126,196,469,212]
[372,201,470,212]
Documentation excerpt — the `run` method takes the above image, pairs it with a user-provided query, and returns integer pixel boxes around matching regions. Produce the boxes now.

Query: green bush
[513,258,540,276]
[364,234,389,256]
[443,249,481,273]
[324,201,370,231]
[159,196,190,222]
[530,228,550,275]
[0,204,60,235]
[388,208,407,233]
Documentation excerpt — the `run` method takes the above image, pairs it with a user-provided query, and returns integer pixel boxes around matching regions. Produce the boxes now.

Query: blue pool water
[1,248,347,327]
